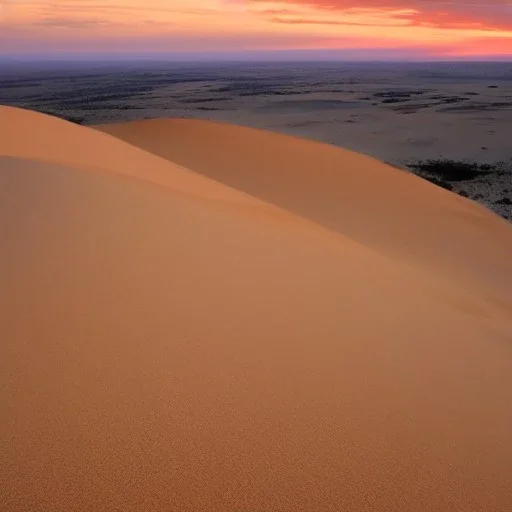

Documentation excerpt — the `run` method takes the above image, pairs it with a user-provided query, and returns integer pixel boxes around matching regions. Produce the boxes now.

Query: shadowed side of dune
[96,118,512,310]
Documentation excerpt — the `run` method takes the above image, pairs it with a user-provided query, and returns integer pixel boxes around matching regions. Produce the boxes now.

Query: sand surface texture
[98,118,512,311]
[2,106,512,511]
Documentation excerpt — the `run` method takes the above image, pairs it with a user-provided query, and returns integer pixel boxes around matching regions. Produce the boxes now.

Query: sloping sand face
[97,118,512,312]
[2,107,512,511]
[0,106,278,211]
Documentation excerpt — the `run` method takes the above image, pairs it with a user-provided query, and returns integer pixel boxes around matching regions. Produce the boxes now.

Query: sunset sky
[1,0,512,59]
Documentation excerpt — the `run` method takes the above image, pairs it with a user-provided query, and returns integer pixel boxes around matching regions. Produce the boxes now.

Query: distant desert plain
[2,61,512,512]
[1,61,511,219]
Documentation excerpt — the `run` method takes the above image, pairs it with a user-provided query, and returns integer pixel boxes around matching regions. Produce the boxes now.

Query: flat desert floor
[1,104,512,511]
[1,61,511,219]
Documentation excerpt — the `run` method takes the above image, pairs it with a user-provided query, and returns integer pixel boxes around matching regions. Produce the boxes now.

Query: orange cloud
[1,0,511,57]
[250,0,512,31]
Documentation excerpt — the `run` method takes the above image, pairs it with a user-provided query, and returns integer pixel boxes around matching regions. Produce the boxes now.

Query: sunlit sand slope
[0,106,276,210]
[97,118,512,310]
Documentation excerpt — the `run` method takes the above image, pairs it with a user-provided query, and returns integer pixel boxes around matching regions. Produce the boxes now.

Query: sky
[1,0,512,60]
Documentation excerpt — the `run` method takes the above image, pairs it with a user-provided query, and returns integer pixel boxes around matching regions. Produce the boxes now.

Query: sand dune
[0,106,279,211]
[97,118,512,311]
[2,107,512,511]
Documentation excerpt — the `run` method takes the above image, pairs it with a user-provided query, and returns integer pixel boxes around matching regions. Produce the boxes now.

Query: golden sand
[2,106,512,511]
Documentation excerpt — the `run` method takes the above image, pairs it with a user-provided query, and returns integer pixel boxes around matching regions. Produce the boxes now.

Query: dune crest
[97,118,512,310]
[0,106,280,212]
[2,107,512,511]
